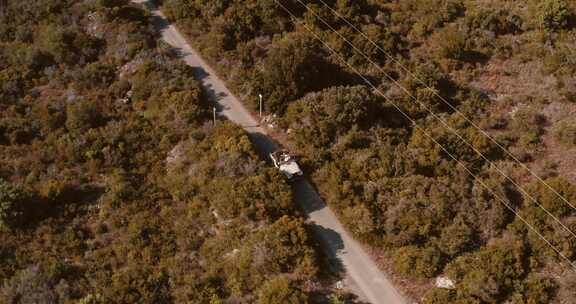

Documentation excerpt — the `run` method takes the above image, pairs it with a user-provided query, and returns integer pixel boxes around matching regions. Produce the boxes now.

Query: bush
[515,274,556,304]
[444,238,527,302]
[283,85,381,152]
[78,294,106,304]
[510,106,546,146]
[0,179,25,229]
[252,33,344,114]
[554,121,576,147]
[539,0,572,31]
[257,277,308,304]
[438,216,474,256]
[394,245,443,278]
[65,101,102,133]
[465,8,523,36]
[1,263,72,303]
[438,27,470,60]
[399,0,464,37]
[524,177,576,218]
[422,289,457,304]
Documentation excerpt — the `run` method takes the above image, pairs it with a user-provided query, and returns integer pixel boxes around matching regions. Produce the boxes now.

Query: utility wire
[315,0,576,214]
[271,0,576,272]
[289,0,576,241]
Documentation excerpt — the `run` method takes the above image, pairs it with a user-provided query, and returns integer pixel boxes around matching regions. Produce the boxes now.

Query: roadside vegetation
[0,1,350,303]
[159,0,576,302]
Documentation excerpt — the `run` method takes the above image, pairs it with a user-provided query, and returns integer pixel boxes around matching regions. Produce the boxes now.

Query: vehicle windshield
[274,151,292,165]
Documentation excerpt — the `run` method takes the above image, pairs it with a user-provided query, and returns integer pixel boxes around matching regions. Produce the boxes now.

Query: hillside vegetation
[0,1,347,303]
[159,0,576,302]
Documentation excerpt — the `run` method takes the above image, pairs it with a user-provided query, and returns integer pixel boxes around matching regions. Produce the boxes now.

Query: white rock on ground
[435,276,456,289]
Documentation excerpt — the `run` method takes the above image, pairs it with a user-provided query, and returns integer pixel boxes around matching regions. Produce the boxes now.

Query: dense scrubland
[0,1,350,303]
[157,0,576,302]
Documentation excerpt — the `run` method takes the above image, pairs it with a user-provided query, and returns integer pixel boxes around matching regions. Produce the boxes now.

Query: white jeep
[270,150,303,180]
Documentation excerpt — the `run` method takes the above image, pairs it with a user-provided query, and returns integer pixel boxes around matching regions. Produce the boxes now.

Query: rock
[435,276,456,289]
[66,89,78,102]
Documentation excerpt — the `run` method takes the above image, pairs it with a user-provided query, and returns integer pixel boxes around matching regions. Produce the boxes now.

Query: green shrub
[65,101,102,133]
[438,217,474,256]
[539,0,572,31]
[514,274,556,304]
[257,277,308,304]
[78,294,106,304]
[438,27,469,60]
[523,176,576,218]
[1,265,58,303]
[465,8,523,35]
[422,289,457,304]
[445,238,527,302]
[554,122,576,147]
[0,179,25,229]
[510,107,547,146]
[394,245,443,278]
[251,32,344,114]
[398,0,464,37]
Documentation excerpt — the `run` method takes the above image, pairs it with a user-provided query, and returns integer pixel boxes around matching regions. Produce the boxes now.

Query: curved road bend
[132,1,407,303]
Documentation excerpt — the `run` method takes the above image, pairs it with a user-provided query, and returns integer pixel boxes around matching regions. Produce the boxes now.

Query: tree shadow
[292,179,326,214]
[168,47,190,60]
[134,0,170,31]
[308,223,346,276]
[460,50,491,65]
[190,66,210,81]
[202,83,229,107]
[17,185,104,230]
[149,14,170,31]
[246,132,280,158]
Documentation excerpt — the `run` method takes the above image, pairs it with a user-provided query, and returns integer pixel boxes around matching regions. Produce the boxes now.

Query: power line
[315,0,576,215]
[271,0,576,272]
[289,0,576,242]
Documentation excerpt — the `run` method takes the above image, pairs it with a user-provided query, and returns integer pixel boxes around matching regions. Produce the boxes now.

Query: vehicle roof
[280,161,302,175]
